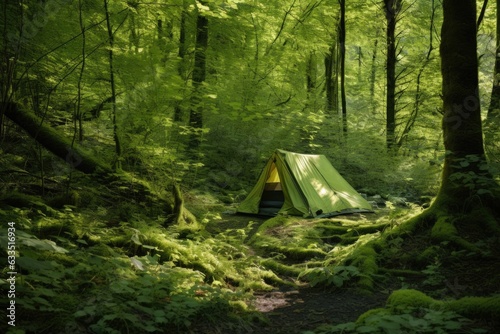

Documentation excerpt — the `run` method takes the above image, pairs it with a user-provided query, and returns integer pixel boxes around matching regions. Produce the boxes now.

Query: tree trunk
[369,38,379,114]
[75,0,86,143]
[325,40,339,115]
[306,52,317,96]
[437,0,487,202]
[2,102,198,224]
[104,0,122,171]
[2,102,111,174]
[174,0,188,122]
[384,0,401,150]
[339,0,347,136]
[188,8,208,149]
[486,0,500,149]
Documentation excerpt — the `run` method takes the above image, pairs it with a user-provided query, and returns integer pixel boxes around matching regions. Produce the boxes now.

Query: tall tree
[338,0,347,135]
[174,0,189,122]
[383,0,402,149]
[188,2,208,149]
[104,0,122,171]
[369,38,379,115]
[420,0,499,247]
[486,0,500,146]
[324,39,339,115]
[438,0,487,201]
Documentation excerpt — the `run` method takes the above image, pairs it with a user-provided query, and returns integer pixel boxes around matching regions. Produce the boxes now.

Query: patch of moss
[261,258,303,277]
[347,244,378,291]
[447,295,500,319]
[386,289,500,322]
[415,245,440,265]
[254,216,299,234]
[251,234,326,260]
[356,307,390,324]
[42,252,79,266]
[431,216,457,241]
[387,289,440,310]
[431,215,482,253]
[35,217,75,238]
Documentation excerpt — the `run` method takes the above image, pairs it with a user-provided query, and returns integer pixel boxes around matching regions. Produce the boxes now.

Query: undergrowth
[305,306,488,334]
[0,206,271,333]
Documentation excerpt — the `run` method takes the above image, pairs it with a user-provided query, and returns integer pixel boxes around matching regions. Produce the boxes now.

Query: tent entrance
[258,162,284,215]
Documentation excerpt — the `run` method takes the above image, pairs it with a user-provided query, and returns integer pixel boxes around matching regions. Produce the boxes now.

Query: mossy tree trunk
[2,102,198,224]
[2,102,111,174]
[410,0,500,250]
[351,0,500,292]
[436,0,493,205]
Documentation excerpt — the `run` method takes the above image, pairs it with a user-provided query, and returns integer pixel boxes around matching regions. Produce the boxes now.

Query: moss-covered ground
[1,182,499,333]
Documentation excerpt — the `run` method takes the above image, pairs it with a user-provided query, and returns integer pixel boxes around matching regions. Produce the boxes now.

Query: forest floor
[202,211,394,333]
[202,209,500,334]
[2,182,498,333]
[249,286,388,334]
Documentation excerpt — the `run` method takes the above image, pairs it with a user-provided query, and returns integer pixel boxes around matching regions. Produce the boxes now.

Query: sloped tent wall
[237,150,373,217]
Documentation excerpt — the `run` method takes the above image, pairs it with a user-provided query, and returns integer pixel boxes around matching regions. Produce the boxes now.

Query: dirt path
[206,212,390,333]
[251,287,388,333]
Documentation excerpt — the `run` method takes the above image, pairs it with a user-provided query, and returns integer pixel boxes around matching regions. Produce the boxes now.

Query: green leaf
[74,310,88,318]
[17,257,55,271]
[332,275,344,287]
[130,257,145,271]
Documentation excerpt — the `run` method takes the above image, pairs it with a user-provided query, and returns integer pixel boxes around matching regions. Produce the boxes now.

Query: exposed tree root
[342,192,500,293]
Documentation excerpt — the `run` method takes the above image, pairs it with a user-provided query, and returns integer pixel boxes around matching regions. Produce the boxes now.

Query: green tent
[237,149,373,217]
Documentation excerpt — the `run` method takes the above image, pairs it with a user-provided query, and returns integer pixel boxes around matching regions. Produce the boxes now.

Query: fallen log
[1,102,196,225]
[2,102,111,174]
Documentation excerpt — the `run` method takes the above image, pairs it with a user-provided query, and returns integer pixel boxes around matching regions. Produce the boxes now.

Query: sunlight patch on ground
[253,290,301,312]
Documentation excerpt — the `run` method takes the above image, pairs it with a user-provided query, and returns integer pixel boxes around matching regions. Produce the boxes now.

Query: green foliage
[0,208,264,333]
[306,307,487,334]
[449,154,496,197]
[298,265,361,288]
[2,0,500,332]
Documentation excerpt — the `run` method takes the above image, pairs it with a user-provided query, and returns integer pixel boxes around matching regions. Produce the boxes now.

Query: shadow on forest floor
[202,207,500,334]
[203,210,395,333]
[250,287,389,334]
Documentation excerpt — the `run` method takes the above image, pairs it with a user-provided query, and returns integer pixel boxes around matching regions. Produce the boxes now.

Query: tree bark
[486,0,500,146]
[173,0,188,122]
[104,0,122,171]
[384,0,402,150]
[437,0,487,202]
[339,0,347,135]
[188,7,208,149]
[324,40,339,115]
[2,102,111,174]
